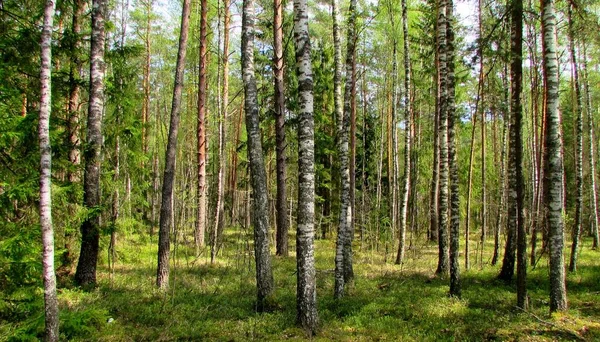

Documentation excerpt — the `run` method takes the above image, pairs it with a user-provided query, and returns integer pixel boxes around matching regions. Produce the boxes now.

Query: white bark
[39,0,59,339]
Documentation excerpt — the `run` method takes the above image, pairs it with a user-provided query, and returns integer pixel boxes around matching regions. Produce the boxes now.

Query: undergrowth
[1,230,599,341]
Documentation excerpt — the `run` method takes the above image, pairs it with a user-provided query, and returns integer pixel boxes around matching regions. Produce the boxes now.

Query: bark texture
[395,0,412,266]
[156,0,191,289]
[242,0,275,311]
[75,0,107,287]
[273,0,289,257]
[293,0,318,332]
[446,0,460,297]
[435,0,449,276]
[541,0,567,312]
[567,3,583,273]
[196,0,208,249]
[39,0,59,339]
[511,0,527,309]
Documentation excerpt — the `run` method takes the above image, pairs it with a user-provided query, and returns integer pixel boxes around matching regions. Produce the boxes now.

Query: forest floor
[3,229,600,341]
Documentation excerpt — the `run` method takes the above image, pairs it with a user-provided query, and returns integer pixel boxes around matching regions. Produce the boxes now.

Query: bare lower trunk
[242,0,275,310]
[75,0,107,287]
[273,0,289,257]
[582,45,600,249]
[156,0,191,289]
[541,0,567,312]
[293,0,318,332]
[39,1,59,338]
[446,0,460,297]
[436,0,449,276]
[395,0,412,266]
[511,0,527,309]
[567,3,583,272]
[196,0,208,250]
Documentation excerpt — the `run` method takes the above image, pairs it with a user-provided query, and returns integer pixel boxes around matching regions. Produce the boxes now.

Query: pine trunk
[196,0,208,250]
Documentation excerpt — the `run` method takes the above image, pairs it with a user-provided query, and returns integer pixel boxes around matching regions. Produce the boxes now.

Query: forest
[1,0,600,340]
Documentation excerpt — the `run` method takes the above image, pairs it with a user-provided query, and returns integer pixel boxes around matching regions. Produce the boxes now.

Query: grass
[2,228,600,341]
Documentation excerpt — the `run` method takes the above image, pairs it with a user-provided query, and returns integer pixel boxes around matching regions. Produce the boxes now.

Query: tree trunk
[242,0,275,311]
[196,0,208,250]
[465,98,478,270]
[75,0,107,287]
[293,0,318,332]
[436,0,449,277]
[63,0,85,271]
[156,0,191,289]
[477,0,487,264]
[212,0,229,263]
[273,0,289,257]
[492,70,509,266]
[446,0,460,297]
[567,3,583,273]
[333,0,348,299]
[541,0,567,312]
[511,0,527,309]
[429,0,440,243]
[395,0,411,266]
[582,44,600,249]
[39,0,59,338]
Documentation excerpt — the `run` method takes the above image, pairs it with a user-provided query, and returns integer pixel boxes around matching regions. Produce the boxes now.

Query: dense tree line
[1,0,600,338]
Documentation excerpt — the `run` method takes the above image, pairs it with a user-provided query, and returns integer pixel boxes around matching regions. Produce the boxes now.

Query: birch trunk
[446,0,460,297]
[511,0,527,309]
[582,44,600,249]
[273,0,289,257]
[156,0,191,289]
[395,0,411,266]
[435,0,449,276]
[293,0,318,332]
[212,0,229,263]
[39,0,59,338]
[541,0,567,312]
[75,0,107,287]
[242,0,275,310]
[567,3,583,272]
[332,0,348,299]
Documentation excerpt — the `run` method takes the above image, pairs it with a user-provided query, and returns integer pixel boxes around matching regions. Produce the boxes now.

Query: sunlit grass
[2,228,599,341]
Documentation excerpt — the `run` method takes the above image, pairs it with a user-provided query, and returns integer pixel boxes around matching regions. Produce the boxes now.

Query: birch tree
[567,2,583,273]
[39,0,59,338]
[541,0,567,312]
[293,0,318,332]
[511,0,527,309]
[241,0,275,311]
[75,0,107,287]
[436,0,449,276]
[156,0,191,289]
[273,0,289,257]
